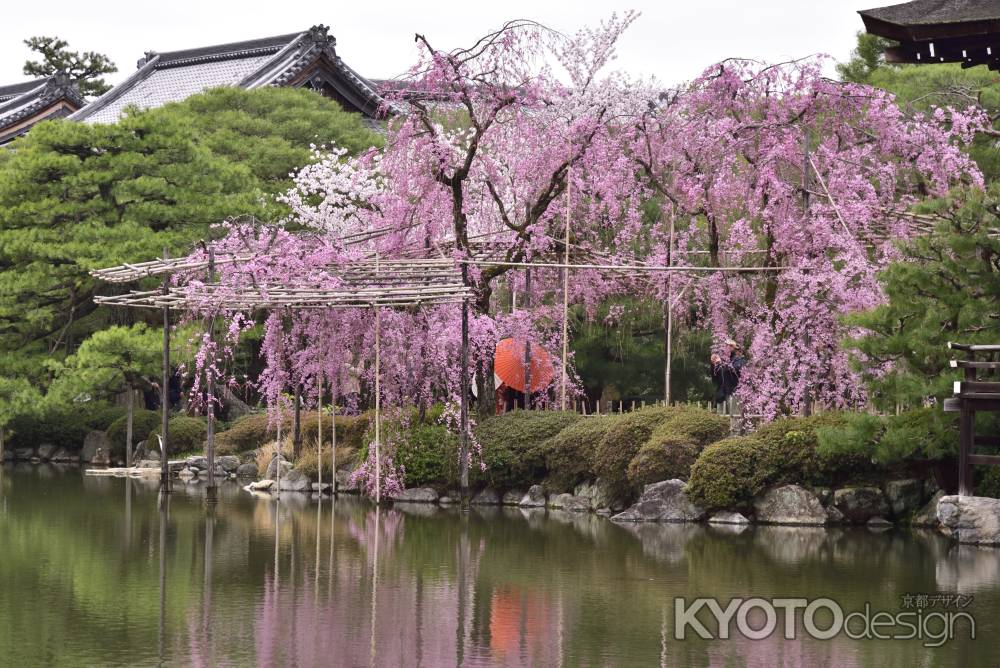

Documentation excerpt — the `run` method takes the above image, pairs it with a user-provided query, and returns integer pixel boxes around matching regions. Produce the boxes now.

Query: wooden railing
[943,342,1000,496]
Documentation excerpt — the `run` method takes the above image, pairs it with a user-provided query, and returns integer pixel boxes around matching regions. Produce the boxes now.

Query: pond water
[0,464,996,667]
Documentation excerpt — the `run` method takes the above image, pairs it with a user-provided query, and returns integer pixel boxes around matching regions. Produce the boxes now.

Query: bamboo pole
[665,209,675,405]
[317,373,323,493]
[459,263,470,507]
[522,268,532,409]
[561,167,571,411]
[374,255,382,505]
[160,248,171,494]
[126,386,134,468]
[206,248,216,497]
[331,380,338,494]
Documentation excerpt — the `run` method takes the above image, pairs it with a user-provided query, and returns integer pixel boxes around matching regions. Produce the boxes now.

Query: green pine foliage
[847,188,1000,409]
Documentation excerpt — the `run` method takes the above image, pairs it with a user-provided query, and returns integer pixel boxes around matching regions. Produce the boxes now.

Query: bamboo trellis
[91,255,475,505]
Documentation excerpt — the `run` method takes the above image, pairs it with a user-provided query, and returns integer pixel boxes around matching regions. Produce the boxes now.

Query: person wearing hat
[711,339,746,406]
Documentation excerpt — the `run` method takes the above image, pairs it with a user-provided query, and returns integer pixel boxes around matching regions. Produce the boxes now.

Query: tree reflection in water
[0,467,996,668]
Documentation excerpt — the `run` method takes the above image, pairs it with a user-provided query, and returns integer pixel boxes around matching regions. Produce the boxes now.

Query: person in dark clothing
[711,339,746,406]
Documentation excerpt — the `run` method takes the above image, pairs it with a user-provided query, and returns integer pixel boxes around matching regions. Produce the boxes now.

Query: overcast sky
[1,1,871,89]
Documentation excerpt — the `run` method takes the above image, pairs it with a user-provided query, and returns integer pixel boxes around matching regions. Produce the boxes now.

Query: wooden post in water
[160,248,171,494]
[206,248,216,498]
[664,208,675,405]
[293,384,302,460]
[317,374,323,493]
[125,388,134,468]
[374,271,382,505]
[522,268,532,410]
[459,264,471,507]
[561,167,571,411]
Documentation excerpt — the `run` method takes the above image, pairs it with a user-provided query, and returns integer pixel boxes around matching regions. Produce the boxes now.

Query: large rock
[709,511,750,525]
[236,463,259,479]
[136,459,161,469]
[885,479,923,517]
[502,490,524,506]
[249,479,275,491]
[186,456,208,471]
[133,441,148,462]
[519,485,547,508]
[278,469,311,492]
[471,488,501,505]
[218,455,240,473]
[833,486,890,524]
[574,480,617,511]
[36,444,57,461]
[753,485,827,525]
[392,487,439,503]
[937,495,1000,545]
[335,469,358,494]
[81,431,110,463]
[265,456,292,481]
[14,447,34,461]
[549,493,591,513]
[911,490,945,528]
[612,479,705,523]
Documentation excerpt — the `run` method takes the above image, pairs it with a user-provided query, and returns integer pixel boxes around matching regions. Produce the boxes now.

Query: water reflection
[0,465,996,667]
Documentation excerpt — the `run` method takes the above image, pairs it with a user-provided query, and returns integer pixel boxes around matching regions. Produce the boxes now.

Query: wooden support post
[561,168,571,411]
[206,247,216,497]
[0,425,5,465]
[317,374,323,493]
[664,209,675,405]
[293,384,302,459]
[160,249,171,494]
[523,268,532,410]
[959,407,974,497]
[331,374,338,494]
[459,264,471,507]
[126,386,134,468]
[374,278,382,505]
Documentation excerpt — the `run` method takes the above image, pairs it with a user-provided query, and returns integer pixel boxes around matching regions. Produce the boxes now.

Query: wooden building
[70,25,390,125]
[861,0,1000,68]
[0,74,85,145]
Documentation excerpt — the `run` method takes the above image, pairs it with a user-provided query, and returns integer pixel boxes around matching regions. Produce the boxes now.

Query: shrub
[149,416,207,456]
[474,410,582,490]
[656,408,730,447]
[215,411,369,455]
[879,408,956,463]
[7,404,92,452]
[593,405,677,496]
[107,409,161,458]
[396,421,459,488]
[80,403,127,431]
[686,436,767,509]
[627,432,700,487]
[544,415,621,492]
[295,441,357,480]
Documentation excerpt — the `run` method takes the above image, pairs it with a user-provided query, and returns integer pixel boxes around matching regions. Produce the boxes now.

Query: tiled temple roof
[71,25,391,124]
[0,74,85,144]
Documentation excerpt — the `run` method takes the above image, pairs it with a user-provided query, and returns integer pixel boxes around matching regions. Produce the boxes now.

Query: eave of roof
[860,0,1000,41]
[0,75,85,133]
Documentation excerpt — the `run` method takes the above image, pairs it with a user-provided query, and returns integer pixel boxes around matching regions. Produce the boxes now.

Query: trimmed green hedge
[687,413,870,510]
[593,406,679,497]
[627,432,700,488]
[7,404,91,452]
[215,411,370,455]
[544,415,621,492]
[149,416,207,456]
[107,409,161,458]
[396,421,459,488]
[474,410,582,490]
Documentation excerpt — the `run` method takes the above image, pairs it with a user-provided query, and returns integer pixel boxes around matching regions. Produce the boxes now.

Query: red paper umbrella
[494,338,555,393]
